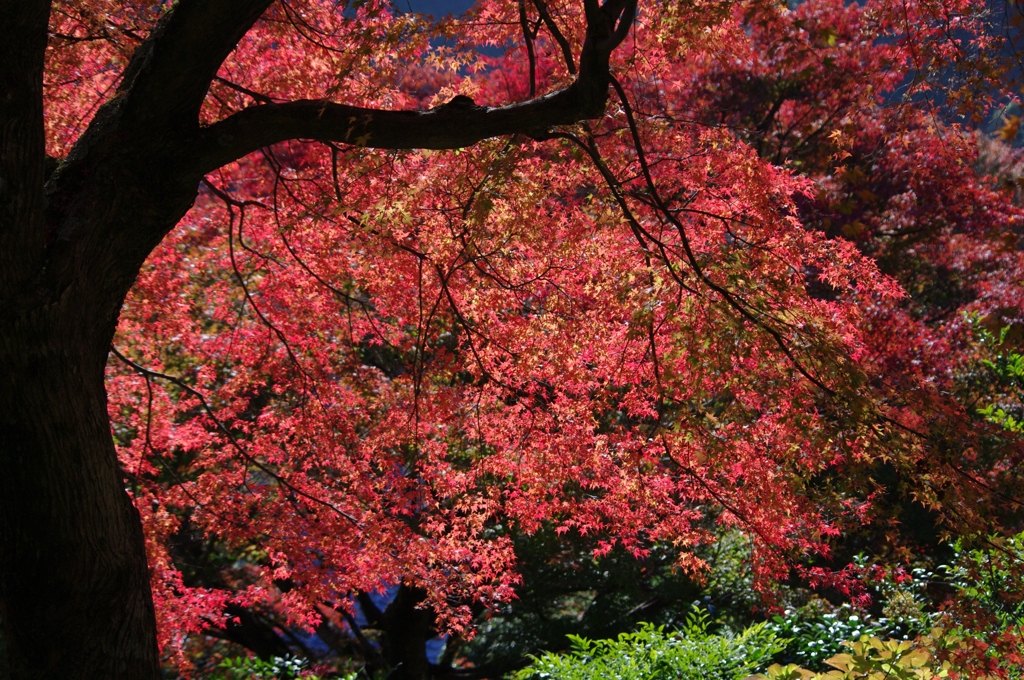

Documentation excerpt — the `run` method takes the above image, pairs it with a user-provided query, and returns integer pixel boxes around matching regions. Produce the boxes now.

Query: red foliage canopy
[34,0,1024,671]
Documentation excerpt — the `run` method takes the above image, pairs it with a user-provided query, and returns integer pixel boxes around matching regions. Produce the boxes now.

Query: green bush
[213,655,333,680]
[949,532,1024,633]
[942,533,1024,678]
[764,606,890,671]
[513,612,785,680]
[973,325,1024,434]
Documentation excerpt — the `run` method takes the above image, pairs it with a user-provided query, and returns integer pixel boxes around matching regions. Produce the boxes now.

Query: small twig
[608,75,835,395]
[212,75,275,105]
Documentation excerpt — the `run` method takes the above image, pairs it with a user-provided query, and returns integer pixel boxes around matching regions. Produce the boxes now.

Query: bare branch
[198,90,584,172]
[519,0,539,97]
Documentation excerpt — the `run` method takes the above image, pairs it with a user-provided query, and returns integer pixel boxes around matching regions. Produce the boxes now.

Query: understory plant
[513,612,785,680]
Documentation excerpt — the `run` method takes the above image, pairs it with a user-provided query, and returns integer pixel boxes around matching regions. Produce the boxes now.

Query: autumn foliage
[34,0,1024,673]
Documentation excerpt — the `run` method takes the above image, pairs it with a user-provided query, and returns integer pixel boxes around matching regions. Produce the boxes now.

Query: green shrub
[764,606,891,671]
[949,532,1024,633]
[973,325,1024,434]
[513,612,785,680]
[942,533,1024,678]
[213,655,334,680]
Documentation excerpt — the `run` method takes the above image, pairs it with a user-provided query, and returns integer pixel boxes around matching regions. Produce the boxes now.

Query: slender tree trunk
[382,586,433,680]
[358,585,435,680]
[0,296,160,678]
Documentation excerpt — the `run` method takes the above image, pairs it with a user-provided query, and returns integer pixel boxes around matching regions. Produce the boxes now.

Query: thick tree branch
[195,0,636,172]
[53,0,275,189]
[114,0,275,133]
[198,85,591,170]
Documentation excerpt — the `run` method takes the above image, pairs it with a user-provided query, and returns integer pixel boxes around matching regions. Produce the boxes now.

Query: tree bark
[358,585,435,680]
[0,0,156,675]
[0,117,209,677]
[0,308,160,678]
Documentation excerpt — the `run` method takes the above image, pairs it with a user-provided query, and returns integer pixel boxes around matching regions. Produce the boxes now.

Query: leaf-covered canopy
[37,0,1024,670]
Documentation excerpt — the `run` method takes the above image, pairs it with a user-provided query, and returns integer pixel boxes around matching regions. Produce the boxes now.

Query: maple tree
[3,0,1024,678]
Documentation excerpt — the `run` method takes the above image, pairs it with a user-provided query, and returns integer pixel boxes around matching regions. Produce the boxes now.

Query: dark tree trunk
[0,0,162,675]
[359,585,435,680]
[0,5,205,670]
[381,586,434,680]
[0,307,160,678]
[0,67,204,678]
[0,126,207,677]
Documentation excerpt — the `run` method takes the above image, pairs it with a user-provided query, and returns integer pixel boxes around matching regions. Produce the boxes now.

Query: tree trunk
[0,297,160,678]
[358,585,435,680]
[381,586,434,680]
[0,77,197,676]
[0,0,160,675]
[0,130,201,676]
